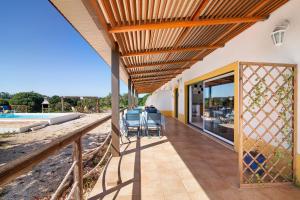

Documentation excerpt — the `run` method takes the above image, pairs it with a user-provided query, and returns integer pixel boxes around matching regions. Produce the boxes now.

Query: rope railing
[83,138,112,179]
[0,108,126,199]
[50,161,78,200]
[82,132,111,158]
[66,181,79,200]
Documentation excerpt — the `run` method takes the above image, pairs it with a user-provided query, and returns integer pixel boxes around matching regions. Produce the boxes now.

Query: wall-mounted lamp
[271,20,289,47]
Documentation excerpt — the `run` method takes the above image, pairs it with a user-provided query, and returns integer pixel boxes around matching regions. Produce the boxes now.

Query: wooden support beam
[132,88,136,106]
[135,91,138,106]
[179,1,275,71]
[127,59,200,69]
[135,85,157,88]
[133,82,166,86]
[136,89,160,93]
[131,72,179,79]
[135,83,163,86]
[133,75,176,81]
[170,0,211,50]
[121,45,223,57]
[128,78,132,108]
[129,67,189,76]
[131,84,134,107]
[61,97,64,112]
[133,78,172,84]
[136,86,161,89]
[111,45,120,157]
[108,16,267,33]
[192,0,211,20]
[135,86,161,89]
[84,0,115,49]
[135,84,162,88]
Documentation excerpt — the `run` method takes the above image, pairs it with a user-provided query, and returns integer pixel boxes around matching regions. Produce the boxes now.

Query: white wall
[146,90,173,111]
[148,0,300,153]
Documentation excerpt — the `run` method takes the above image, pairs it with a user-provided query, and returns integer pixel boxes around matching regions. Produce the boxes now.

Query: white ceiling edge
[50,0,129,85]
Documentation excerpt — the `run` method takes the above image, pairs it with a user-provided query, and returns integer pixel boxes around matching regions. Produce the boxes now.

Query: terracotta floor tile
[182,178,203,193]
[164,192,191,200]
[141,180,163,196]
[188,191,210,200]
[141,194,164,200]
[88,117,300,200]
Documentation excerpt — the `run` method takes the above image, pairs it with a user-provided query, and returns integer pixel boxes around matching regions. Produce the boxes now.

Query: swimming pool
[0,113,53,119]
[0,113,81,133]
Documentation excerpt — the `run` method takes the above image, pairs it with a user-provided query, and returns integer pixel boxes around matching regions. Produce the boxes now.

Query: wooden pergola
[50,0,289,157]
[83,0,287,94]
[0,2,294,199]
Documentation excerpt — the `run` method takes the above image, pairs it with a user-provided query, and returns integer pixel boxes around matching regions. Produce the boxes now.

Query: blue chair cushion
[126,120,140,127]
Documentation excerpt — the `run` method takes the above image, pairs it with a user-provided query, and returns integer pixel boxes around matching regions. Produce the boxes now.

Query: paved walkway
[88,117,300,200]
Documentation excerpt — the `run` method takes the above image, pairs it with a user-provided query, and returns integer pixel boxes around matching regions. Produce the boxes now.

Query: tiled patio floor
[88,117,300,200]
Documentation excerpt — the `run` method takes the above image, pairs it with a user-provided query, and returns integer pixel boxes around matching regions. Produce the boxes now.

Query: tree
[0,98,9,106]
[138,94,150,106]
[77,98,97,112]
[9,92,44,112]
[0,92,12,99]
[64,97,78,107]
[51,102,72,112]
[119,93,128,108]
[49,95,60,105]
[99,93,111,109]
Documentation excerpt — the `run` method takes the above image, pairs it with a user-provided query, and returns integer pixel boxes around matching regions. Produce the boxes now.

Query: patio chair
[133,108,143,114]
[124,112,141,137]
[145,112,163,137]
[126,109,140,114]
[146,107,158,113]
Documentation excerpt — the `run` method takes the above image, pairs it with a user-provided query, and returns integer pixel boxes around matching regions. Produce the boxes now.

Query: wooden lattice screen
[239,62,296,187]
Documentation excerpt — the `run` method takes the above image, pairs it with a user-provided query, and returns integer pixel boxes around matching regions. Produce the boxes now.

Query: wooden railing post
[61,97,64,112]
[128,78,132,109]
[73,137,83,199]
[111,44,121,157]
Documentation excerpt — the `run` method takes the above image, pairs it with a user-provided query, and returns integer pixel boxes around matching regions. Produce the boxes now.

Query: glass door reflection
[189,82,203,129]
[203,73,234,144]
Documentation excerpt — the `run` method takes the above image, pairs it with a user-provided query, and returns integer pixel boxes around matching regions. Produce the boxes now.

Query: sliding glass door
[188,82,203,129]
[203,73,234,144]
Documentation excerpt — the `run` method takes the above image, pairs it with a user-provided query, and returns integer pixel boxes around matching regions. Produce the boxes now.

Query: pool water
[0,113,53,119]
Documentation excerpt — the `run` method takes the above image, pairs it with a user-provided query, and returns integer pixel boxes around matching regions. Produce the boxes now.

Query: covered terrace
[0,0,295,199]
[49,0,300,198]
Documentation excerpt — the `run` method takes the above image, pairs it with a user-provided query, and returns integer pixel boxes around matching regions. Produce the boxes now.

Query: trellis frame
[238,61,297,188]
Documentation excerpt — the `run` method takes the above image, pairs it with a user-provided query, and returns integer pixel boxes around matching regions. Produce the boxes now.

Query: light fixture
[271,20,289,47]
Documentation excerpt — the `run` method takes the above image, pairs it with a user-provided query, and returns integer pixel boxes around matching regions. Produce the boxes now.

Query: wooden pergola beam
[133,78,172,84]
[121,45,223,57]
[127,59,200,69]
[133,81,167,84]
[135,85,161,88]
[109,16,267,33]
[131,72,180,78]
[129,67,188,75]
[136,88,160,92]
[133,75,176,81]
[135,84,162,87]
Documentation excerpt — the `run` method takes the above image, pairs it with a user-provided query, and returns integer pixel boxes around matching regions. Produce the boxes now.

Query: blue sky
[0,0,127,97]
[204,83,234,97]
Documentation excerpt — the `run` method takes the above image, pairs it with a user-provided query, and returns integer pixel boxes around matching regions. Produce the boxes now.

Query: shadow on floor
[88,117,300,200]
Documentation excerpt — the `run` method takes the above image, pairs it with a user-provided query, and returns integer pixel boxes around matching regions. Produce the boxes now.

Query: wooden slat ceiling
[88,0,288,93]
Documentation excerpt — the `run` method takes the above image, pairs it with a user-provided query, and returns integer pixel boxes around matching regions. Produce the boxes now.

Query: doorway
[174,88,178,118]
[188,73,234,145]
[203,73,234,144]
[188,82,203,128]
